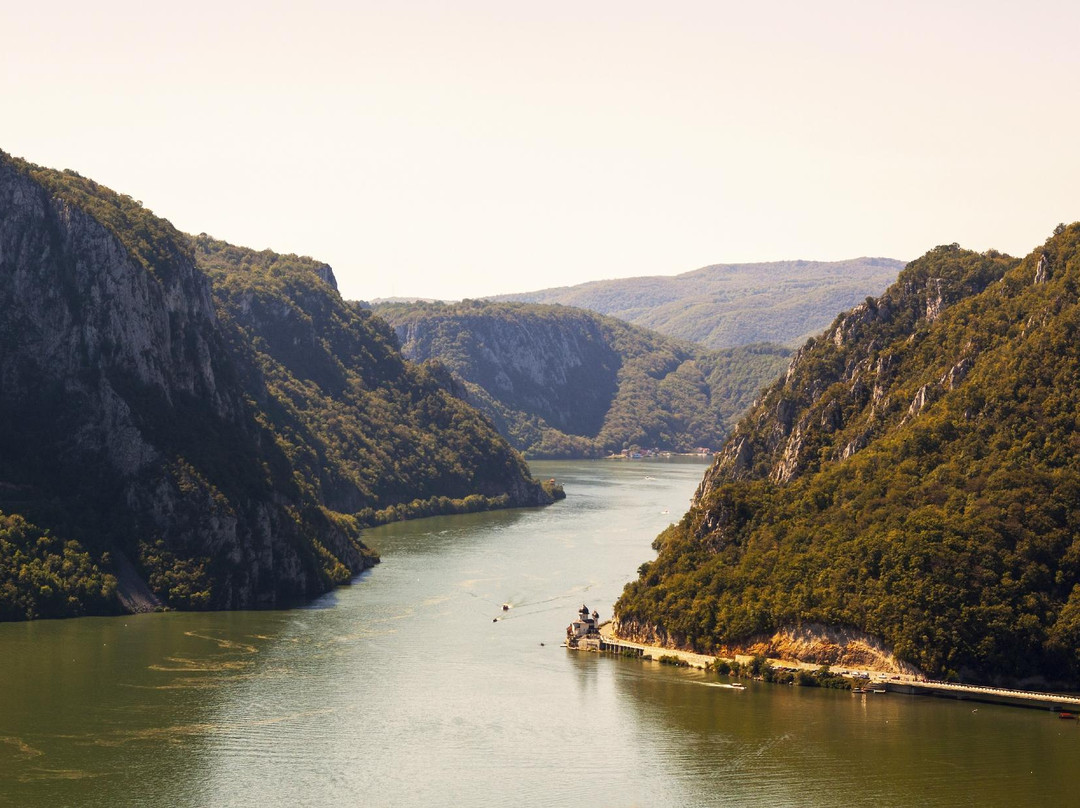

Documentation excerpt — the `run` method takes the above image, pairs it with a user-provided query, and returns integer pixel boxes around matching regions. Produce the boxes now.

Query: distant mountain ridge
[376,300,791,458]
[615,227,1080,685]
[494,258,904,349]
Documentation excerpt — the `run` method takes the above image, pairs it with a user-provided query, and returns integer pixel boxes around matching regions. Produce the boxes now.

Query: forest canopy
[617,226,1080,684]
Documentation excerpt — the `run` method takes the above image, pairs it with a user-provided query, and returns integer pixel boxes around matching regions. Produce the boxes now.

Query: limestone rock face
[614,618,923,676]
[693,248,1006,503]
[1,154,561,619]
[394,312,620,437]
[1035,253,1050,284]
[0,156,371,611]
[0,160,223,468]
[379,300,793,458]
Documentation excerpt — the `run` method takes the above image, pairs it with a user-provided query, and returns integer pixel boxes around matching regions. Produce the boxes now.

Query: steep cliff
[194,237,557,514]
[0,152,552,619]
[378,300,791,457]
[696,244,1009,494]
[616,229,1080,684]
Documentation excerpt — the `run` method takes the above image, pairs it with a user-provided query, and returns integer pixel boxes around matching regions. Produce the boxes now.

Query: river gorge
[1,458,1076,807]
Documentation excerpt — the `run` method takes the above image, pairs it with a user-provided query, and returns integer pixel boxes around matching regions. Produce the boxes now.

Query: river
[1,458,1076,807]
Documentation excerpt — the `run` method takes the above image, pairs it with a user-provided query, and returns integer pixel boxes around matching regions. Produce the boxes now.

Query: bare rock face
[924,277,947,321]
[314,263,338,291]
[0,156,371,611]
[393,312,620,437]
[0,162,223,465]
[614,618,924,675]
[773,426,805,484]
[724,624,925,675]
[905,383,933,419]
[693,249,1008,504]
[1035,253,1050,284]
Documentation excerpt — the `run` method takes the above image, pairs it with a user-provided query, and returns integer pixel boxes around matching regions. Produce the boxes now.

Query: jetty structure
[565,605,644,657]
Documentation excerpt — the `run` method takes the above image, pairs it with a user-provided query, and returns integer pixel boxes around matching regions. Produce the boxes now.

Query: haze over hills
[0,151,558,621]
[614,227,1080,684]
[376,300,791,458]
[494,258,905,349]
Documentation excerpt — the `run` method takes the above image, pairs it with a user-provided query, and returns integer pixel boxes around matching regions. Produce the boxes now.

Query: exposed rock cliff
[378,300,791,457]
[390,304,620,441]
[695,244,1008,498]
[614,617,922,675]
[0,152,555,619]
[0,154,372,613]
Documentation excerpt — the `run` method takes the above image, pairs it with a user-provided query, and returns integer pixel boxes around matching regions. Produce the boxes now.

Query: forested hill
[376,300,791,458]
[493,258,903,349]
[0,151,555,621]
[616,227,1080,685]
[193,237,554,515]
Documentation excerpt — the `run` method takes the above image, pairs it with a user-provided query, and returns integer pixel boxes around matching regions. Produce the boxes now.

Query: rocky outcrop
[393,309,621,437]
[0,155,372,611]
[693,246,1009,502]
[379,301,792,458]
[1035,252,1050,283]
[0,153,555,619]
[614,618,923,675]
[727,624,924,675]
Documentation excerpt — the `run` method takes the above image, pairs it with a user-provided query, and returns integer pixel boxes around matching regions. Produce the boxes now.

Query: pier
[567,633,647,657]
[566,619,717,667]
[567,608,650,658]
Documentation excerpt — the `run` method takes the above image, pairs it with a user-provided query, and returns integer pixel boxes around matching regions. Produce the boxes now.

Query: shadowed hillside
[0,151,556,621]
[377,300,791,458]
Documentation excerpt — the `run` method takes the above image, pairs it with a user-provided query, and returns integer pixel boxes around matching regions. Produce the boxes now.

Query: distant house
[566,604,601,646]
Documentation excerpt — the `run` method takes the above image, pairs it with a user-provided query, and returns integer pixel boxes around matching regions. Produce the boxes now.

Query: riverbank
[595,623,1080,712]
[604,452,713,460]
[596,622,716,668]
[597,622,922,682]
[7,458,1080,807]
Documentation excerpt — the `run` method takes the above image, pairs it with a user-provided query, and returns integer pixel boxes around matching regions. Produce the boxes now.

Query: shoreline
[603,452,713,460]
[593,623,1080,712]
[597,622,920,682]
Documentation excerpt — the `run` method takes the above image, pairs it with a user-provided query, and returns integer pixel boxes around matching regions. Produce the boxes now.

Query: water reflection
[2,458,1076,808]
[0,610,308,806]
[363,507,531,557]
[603,657,1080,807]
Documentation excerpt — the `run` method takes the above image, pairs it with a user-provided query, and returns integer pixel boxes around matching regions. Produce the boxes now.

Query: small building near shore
[567,604,601,647]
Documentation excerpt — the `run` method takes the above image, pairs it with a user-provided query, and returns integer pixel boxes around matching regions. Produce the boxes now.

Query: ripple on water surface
[1,460,1078,807]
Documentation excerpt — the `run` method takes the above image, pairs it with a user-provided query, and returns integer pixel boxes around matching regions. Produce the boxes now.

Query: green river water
[1,458,1076,807]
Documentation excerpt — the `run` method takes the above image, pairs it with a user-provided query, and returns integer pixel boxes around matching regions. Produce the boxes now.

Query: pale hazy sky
[4,1,1079,301]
